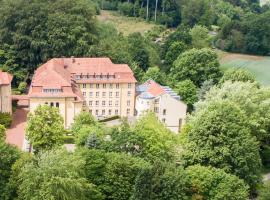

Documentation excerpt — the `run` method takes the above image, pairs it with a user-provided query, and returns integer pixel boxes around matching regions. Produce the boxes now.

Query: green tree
[197,79,214,100]
[219,68,256,84]
[196,81,270,167]
[186,165,249,199]
[0,142,20,200]
[190,25,211,49]
[164,41,188,67]
[127,32,150,71]
[258,182,270,200]
[0,124,5,141]
[71,112,97,134]
[79,148,150,200]
[182,0,215,27]
[18,149,103,200]
[171,48,222,87]
[182,101,261,191]
[17,82,27,94]
[71,112,105,146]
[0,0,98,83]
[103,113,177,162]
[162,25,192,59]
[133,162,191,200]
[26,105,65,153]
[175,79,198,111]
[142,66,166,85]
[133,113,177,161]
[4,153,33,200]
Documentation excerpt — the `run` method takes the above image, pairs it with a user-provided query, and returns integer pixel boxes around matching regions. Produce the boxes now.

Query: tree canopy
[170,48,222,87]
[17,148,103,200]
[0,0,98,84]
[181,101,261,190]
[26,105,65,153]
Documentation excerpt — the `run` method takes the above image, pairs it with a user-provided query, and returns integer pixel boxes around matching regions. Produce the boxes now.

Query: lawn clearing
[218,51,270,86]
[97,10,159,36]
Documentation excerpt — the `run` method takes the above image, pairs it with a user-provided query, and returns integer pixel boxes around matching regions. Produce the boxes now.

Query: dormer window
[43,89,63,93]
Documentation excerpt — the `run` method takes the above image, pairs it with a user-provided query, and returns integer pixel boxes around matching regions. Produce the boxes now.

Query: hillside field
[97,10,159,36]
[219,51,270,86]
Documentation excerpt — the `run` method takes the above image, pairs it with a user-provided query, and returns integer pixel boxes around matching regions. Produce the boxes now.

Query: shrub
[0,112,12,128]
[102,0,118,10]
[18,82,27,94]
[99,115,120,122]
[118,2,134,17]
[63,135,75,144]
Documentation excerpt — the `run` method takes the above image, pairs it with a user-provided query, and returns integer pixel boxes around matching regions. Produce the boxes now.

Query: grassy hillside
[218,51,270,86]
[97,10,159,36]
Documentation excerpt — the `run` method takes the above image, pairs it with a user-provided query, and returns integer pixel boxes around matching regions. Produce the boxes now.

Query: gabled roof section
[137,79,181,100]
[31,59,71,88]
[0,70,13,85]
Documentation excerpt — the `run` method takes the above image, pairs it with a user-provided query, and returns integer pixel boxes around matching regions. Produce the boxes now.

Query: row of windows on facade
[75,74,116,80]
[90,108,131,116]
[81,83,132,89]
[45,102,60,107]
[140,99,160,106]
[82,91,132,98]
[83,100,131,107]
[43,89,63,93]
[154,107,166,115]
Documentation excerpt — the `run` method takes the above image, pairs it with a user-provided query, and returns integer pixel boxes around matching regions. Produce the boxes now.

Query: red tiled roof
[0,70,13,85]
[28,57,136,100]
[142,80,165,97]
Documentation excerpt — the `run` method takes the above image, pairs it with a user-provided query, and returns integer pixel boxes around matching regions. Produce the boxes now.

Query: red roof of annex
[0,70,13,85]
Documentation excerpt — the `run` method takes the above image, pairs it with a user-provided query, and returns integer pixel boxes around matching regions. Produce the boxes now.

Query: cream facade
[28,58,137,128]
[136,80,187,133]
[0,71,13,114]
[29,97,82,128]
[79,82,135,118]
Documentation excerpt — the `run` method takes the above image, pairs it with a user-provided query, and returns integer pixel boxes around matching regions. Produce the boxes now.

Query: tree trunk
[155,0,158,22]
[162,0,164,16]
[146,0,149,20]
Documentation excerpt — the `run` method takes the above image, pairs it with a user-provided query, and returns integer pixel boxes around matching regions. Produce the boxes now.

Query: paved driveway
[6,107,28,150]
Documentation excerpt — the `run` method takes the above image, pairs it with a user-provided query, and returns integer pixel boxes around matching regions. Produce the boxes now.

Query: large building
[28,57,137,128]
[135,80,187,133]
[0,70,13,114]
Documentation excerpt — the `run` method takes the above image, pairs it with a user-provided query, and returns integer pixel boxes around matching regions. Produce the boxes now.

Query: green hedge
[63,135,75,144]
[99,115,120,122]
[0,112,12,128]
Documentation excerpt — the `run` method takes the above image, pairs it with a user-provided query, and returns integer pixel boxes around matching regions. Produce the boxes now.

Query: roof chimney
[71,56,75,63]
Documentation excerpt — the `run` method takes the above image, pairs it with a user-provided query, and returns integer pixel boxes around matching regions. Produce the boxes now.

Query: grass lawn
[97,10,159,36]
[218,50,270,86]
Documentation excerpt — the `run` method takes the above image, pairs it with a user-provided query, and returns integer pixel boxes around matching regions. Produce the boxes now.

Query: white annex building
[135,80,187,133]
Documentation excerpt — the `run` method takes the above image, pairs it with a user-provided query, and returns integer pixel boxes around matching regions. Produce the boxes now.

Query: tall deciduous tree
[0,0,98,83]
[196,81,270,168]
[0,142,20,199]
[190,25,211,49]
[186,165,249,199]
[182,101,261,191]
[164,41,188,68]
[26,105,65,153]
[79,148,150,200]
[219,68,256,84]
[18,149,103,200]
[175,79,198,111]
[171,48,222,87]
